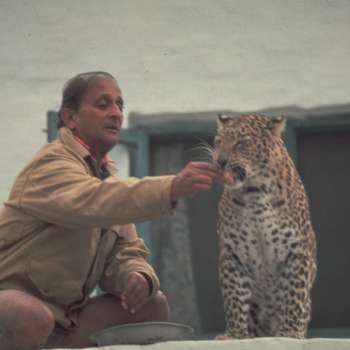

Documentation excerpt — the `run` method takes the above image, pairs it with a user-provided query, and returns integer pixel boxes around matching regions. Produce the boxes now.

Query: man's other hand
[120,272,150,314]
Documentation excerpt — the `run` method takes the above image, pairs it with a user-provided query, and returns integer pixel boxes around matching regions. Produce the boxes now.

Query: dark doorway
[298,130,350,330]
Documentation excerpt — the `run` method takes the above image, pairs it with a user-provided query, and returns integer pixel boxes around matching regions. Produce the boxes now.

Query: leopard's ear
[217,114,236,130]
[268,116,286,137]
[217,114,231,123]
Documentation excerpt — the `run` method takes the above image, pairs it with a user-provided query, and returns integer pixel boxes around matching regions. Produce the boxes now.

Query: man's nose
[110,103,124,120]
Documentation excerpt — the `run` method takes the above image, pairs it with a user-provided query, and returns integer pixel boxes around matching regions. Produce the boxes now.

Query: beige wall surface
[0,0,349,203]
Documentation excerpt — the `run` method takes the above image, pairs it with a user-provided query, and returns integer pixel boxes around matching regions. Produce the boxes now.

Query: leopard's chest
[218,195,297,279]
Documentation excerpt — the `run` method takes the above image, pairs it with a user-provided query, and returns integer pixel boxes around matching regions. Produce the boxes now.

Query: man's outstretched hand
[170,161,225,202]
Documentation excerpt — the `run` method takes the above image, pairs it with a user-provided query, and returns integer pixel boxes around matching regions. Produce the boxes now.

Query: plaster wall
[0,0,349,203]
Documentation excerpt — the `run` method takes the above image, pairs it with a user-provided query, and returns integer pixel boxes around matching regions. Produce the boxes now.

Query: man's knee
[0,290,55,349]
[149,290,170,321]
[152,291,168,307]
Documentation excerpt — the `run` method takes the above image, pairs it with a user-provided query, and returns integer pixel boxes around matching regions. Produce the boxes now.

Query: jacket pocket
[26,252,84,306]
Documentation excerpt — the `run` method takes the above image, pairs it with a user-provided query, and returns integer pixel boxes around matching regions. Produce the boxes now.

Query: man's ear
[61,108,78,130]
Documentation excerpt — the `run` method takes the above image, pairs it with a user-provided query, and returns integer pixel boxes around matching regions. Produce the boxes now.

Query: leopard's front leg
[219,250,252,339]
[275,252,316,338]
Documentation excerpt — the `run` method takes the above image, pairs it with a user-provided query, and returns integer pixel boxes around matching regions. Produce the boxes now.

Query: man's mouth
[104,125,120,133]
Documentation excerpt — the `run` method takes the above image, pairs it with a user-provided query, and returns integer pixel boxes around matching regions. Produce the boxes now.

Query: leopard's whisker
[187,137,215,163]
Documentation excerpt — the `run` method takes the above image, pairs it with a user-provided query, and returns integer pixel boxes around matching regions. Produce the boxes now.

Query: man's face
[71,77,124,157]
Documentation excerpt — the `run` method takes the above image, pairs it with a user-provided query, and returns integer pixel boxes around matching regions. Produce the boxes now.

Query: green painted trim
[47,111,59,142]
[120,129,150,177]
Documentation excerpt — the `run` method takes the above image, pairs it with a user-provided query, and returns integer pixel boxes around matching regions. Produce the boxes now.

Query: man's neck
[74,136,109,168]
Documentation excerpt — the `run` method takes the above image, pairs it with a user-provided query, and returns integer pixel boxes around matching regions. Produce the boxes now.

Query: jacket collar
[58,127,91,160]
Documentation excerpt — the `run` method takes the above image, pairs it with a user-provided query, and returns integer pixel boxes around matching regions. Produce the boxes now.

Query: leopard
[212,114,317,339]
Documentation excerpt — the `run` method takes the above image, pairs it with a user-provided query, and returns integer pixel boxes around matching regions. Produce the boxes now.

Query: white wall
[0,0,349,203]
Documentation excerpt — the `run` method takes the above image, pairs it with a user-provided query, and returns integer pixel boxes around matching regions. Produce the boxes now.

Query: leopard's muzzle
[230,165,246,183]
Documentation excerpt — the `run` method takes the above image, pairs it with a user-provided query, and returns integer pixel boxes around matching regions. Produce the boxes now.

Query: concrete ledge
[49,337,350,350]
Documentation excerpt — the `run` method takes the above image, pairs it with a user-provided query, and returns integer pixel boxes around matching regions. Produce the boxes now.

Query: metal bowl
[90,321,194,346]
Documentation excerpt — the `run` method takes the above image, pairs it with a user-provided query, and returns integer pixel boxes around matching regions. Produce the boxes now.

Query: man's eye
[97,100,108,108]
[116,101,124,111]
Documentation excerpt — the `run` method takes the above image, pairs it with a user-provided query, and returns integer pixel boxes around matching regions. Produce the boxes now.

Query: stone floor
[49,337,350,350]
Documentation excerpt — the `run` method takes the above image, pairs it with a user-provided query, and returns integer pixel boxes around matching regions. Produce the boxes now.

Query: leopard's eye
[234,139,250,152]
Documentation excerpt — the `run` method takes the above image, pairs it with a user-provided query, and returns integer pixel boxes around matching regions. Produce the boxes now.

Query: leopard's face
[213,114,286,190]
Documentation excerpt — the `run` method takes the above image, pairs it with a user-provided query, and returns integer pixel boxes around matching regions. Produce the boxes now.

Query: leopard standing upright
[213,114,317,339]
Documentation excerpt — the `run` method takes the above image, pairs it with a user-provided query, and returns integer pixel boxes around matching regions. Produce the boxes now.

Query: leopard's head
[213,114,286,190]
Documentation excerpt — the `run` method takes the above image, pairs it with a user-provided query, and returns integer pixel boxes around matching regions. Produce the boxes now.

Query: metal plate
[91,321,194,346]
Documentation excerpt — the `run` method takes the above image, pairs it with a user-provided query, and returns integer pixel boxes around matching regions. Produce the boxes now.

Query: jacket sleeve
[11,152,175,229]
[99,224,160,298]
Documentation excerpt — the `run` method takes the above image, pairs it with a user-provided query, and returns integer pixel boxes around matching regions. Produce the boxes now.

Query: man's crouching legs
[47,290,169,348]
[0,289,55,350]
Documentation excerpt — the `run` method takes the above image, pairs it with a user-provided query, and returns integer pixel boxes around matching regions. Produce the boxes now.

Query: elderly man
[0,71,223,349]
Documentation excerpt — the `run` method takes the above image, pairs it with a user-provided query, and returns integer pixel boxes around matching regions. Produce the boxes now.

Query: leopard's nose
[217,159,228,169]
[231,166,246,182]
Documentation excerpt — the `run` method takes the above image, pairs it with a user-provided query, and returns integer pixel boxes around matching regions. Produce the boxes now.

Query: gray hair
[57,71,117,128]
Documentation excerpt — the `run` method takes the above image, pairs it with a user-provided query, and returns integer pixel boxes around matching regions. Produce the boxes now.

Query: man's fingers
[121,299,128,310]
[184,168,222,183]
[131,301,146,314]
[126,290,147,313]
[124,280,145,301]
[188,161,220,170]
[171,161,227,201]
[121,272,150,313]
[122,281,136,299]
[189,162,222,176]
[193,174,214,184]
[193,184,212,192]
[123,289,148,314]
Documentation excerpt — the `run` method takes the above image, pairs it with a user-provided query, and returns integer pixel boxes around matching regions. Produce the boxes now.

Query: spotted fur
[213,114,317,338]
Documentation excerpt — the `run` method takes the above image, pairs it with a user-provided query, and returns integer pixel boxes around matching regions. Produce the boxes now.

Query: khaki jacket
[0,127,175,328]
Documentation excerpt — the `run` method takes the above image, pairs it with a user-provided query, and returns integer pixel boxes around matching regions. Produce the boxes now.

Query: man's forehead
[84,78,122,99]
